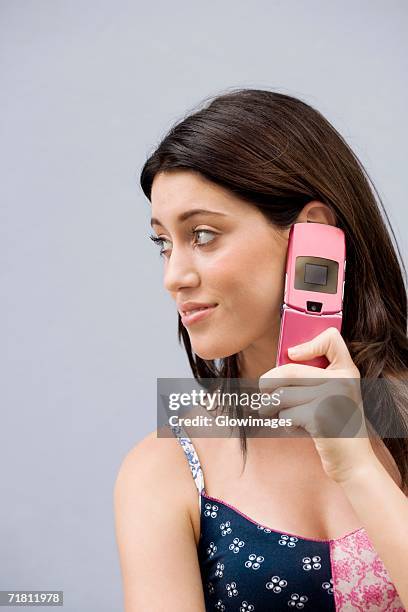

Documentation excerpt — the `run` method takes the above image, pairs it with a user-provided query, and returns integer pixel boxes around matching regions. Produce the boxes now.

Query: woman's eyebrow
[150,208,227,229]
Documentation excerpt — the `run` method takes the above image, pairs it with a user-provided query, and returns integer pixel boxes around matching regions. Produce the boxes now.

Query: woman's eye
[149,229,216,257]
[149,234,171,256]
[193,228,215,246]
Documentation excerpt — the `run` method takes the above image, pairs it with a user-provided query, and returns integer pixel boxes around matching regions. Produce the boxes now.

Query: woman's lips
[181,304,218,327]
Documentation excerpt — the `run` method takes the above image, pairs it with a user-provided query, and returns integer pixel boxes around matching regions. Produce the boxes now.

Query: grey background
[1,1,407,610]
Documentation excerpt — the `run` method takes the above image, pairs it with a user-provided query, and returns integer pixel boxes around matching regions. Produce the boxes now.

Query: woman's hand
[258,327,378,484]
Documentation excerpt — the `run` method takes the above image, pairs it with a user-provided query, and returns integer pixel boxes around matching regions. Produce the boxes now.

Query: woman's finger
[259,365,327,394]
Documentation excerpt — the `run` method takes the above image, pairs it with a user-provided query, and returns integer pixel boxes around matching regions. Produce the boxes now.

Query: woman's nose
[163,248,199,293]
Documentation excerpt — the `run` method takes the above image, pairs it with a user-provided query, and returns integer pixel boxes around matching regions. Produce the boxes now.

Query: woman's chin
[192,343,241,362]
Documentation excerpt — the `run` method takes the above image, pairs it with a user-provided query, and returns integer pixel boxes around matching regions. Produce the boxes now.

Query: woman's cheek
[204,249,234,273]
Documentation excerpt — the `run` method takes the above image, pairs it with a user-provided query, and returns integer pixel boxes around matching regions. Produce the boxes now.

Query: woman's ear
[297,200,337,226]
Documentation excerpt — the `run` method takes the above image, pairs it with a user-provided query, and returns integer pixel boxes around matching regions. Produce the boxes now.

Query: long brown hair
[140,88,408,490]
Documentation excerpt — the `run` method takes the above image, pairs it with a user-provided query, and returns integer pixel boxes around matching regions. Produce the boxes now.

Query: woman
[114,89,408,610]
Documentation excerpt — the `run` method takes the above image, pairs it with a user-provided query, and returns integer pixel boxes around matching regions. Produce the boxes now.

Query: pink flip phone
[276,222,346,369]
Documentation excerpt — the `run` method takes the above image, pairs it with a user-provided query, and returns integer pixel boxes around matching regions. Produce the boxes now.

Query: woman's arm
[114,433,206,611]
[338,456,408,607]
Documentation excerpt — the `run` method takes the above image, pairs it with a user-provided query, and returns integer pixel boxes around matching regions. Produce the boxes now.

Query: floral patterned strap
[170,423,205,512]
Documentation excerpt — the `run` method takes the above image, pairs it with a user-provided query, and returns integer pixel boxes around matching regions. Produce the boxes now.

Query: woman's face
[150,169,290,377]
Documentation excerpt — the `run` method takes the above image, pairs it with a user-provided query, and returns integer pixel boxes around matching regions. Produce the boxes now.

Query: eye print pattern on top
[171,423,406,611]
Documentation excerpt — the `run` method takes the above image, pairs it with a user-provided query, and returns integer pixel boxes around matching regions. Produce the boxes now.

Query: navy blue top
[170,423,405,612]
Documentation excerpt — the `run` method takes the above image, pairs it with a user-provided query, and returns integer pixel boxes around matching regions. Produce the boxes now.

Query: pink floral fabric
[330,528,405,611]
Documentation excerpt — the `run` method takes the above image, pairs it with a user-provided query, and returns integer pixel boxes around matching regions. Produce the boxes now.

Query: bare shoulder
[113,427,201,525]
[113,429,205,611]
[115,429,197,499]
[114,428,183,482]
